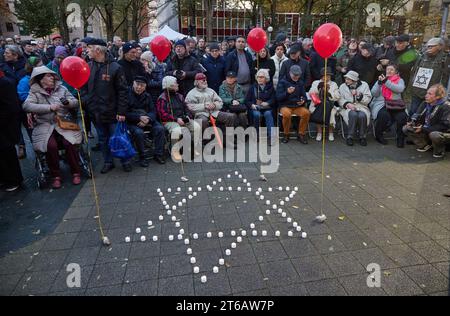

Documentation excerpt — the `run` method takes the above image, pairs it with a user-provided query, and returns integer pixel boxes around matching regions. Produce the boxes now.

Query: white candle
[159,215,164,221]
[285,197,290,202]
[190,257,196,264]
[247,183,251,187]
[218,178,222,183]
[231,243,237,249]
[237,236,242,243]
[207,232,212,238]
[259,216,264,222]
[260,195,265,200]
[243,179,247,183]
[268,187,272,192]
[167,188,171,193]
[188,187,192,191]
[175,222,181,228]
[201,276,207,283]
[287,218,292,223]
[125,236,131,243]
[169,235,174,241]
[182,199,187,203]
[198,187,202,192]
[272,204,277,210]
[241,230,247,236]
[184,239,190,245]
[278,186,283,191]
[275,231,281,237]
[193,266,200,274]
[288,231,294,237]
[193,192,197,197]
[227,174,231,178]
[286,186,290,191]
[165,205,170,210]
[141,236,146,242]
[153,236,158,242]
[278,208,283,214]
[188,195,193,200]
[218,232,224,238]
[219,258,225,265]
[157,188,161,193]
[266,210,271,215]
[280,201,285,206]
[248,188,252,192]
[172,216,177,222]
[237,187,242,192]
[159,192,164,197]
[225,249,231,256]
[230,230,236,236]
[252,230,258,236]
[282,212,287,218]
[187,248,192,255]
[258,188,262,192]
[172,206,177,211]
[250,223,255,229]
[256,191,260,196]
[178,234,183,240]
[262,230,267,236]
[220,187,224,191]
[235,171,239,175]
[266,200,270,205]
[296,226,302,232]
[213,266,219,274]
[295,187,299,191]
[136,228,141,234]
[166,211,171,217]
[161,197,165,201]
[193,233,199,240]
[179,229,185,235]
[293,222,298,228]
[177,187,181,192]
[228,187,233,191]
[162,201,167,206]
[213,181,217,185]
[302,232,307,239]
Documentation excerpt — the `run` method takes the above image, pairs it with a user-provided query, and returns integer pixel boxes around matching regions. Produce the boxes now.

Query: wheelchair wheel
[78,150,92,178]
[37,173,47,189]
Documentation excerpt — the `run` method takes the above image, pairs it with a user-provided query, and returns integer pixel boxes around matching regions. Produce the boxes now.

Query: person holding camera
[166,40,203,97]
[126,76,166,167]
[370,64,408,147]
[219,71,248,128]
[338,70,372,146]
[402,84,450,159]
[276,65,310,144]
[156,76,202,161]
[23,66,82,189]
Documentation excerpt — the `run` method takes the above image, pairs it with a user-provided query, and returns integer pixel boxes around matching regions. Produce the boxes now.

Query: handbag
[109,122,136,160]
[56,114,80,131]
[385,99,406,111]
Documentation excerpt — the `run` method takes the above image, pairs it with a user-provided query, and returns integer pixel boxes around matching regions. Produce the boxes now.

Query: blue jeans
[128,123,166,157]
[95,122,129,165]
[251,110,274,138]
[409,95,423,117]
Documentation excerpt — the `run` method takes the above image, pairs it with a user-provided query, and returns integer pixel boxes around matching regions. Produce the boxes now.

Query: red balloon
[60,56,90,90]
[313,23,343,59]
[247,28,268,52]
[151,35,172,62]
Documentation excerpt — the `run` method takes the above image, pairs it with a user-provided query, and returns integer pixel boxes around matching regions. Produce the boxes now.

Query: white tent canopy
[140,25,187,44]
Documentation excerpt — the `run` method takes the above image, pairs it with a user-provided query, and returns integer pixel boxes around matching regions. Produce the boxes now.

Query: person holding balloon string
[308,67,341,142]
[252,47,275,83]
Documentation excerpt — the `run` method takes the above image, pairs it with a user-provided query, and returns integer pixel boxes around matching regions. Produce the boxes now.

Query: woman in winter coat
[309,67,341,142]
[46,46,77,96]
[271,43,288,89]
[338,70,372,146]
[23,66,83,189]
[252,47,276,83]
[370,63,407,147]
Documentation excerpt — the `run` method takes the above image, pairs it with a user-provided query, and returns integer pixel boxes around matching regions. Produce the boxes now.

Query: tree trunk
[57,0,70,43]
[205,0,213,41]
[270,0,277,33]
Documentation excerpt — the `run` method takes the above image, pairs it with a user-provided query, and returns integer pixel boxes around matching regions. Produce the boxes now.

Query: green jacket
[411,51,450,99]
[219,82,246,112]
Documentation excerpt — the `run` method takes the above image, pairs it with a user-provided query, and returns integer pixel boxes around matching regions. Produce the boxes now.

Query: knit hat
[175,40,186,49]
[395,34,410,43]
[122,42,135,54]
[195,73,207,81]
[55,46,68,58]
[162,76,178,90]
[209,43,220,51]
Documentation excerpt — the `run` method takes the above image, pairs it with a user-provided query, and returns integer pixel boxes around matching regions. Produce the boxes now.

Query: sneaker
[297,135,308,144]
[52,177,62,190]
[72,174,81,185]
[154,155,166,165]
[416,145,432,152]
[5,184,20,192]
[139,158,150,168]
[433,151,445,158]
[346,138,354,146]
[100,164,115,174]
[123,163,132,172]
[328,133,335,142]
[360,138,367,146]
[315,133,322,142]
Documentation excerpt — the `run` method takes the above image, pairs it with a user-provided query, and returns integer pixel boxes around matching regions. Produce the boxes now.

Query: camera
[175,70,184,79]
[60,97,69,106]
[182,116,190,124]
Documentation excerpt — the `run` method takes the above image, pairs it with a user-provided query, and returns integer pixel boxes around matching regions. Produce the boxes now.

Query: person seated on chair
[402,84,450,159]
[338,70,372,146]
[246,69,276,144]
[156,76,202,161]
[126,76,166,167]
[219,71,248,128]
[309,67,341,142]
[185,73,237,148]
[23,66,82,189]
[276,65,310,144]
[370,63,407,148]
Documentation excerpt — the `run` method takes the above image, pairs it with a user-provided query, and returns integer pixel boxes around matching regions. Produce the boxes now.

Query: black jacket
[348,53,378,87]
[414,99,450,134]
[0,57,26,85]
[126,88,157,125]
[166,54,203,96]
[81,55,128,124]
[201,54,227,93]
[225,49,254,83]
[118,58,146,86]
[246,82,276,110]
[278,57,311,88]
[0,74,20,149]
[309,51,337,81]
[252,57,276,82]
[276,77,308,108]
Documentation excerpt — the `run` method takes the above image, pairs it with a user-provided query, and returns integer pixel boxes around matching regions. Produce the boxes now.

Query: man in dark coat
[201,43,226,94]
[166,40,203,97]
[81,38,130,174]
[0,69,23,192]
[278,44,311,88]
[126,76,166,166]
[348,43,378,87]
[118,42,146,87]
[225,36,254,95]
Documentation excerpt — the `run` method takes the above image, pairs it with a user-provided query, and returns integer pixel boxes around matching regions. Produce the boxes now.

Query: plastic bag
[109,122,136,160]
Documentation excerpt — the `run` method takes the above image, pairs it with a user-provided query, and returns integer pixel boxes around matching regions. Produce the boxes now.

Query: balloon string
[320,59,328,217]
[77,91,106,240]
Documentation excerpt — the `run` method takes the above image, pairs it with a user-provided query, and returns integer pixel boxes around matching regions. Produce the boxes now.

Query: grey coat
[370,78,405,120]
[23,82,82,153]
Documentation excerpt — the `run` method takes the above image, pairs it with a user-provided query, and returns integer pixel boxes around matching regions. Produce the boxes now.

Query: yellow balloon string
[77,90,106,240]
[320,59,328,217]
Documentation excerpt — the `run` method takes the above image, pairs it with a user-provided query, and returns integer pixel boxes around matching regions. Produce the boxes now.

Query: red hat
[195,73,207,81]
[51,34,62,41]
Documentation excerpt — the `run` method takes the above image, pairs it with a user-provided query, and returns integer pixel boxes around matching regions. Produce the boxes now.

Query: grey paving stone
[0,253,33,275]
[122,280,158,296]
[402,264,449,294]
[269,283,309,296]
[280,239,319,258]
[291,256,334,282]
[87,262,127,288]
[40,232,78,251]
[51,265,94,292]
[304,278,347,296]
[159,254,193,278]
[259,259,301,287]
[53,219,85,234]
[380,268,425,296]
[409,241,450,264]
[129,241,160,260]
[13,270,59,295]
[432,262,450,279]
[27,250,69,272]
[158,274,194,296]
[252,241,288,263]
[124,257,159,283]
[351,247,398,270]
[309,234,347,254]
[85,284,123,296]
[322,252,366,276]
[0,273,23,296]
[193,270,232,296]
[339,274,387,296]
[233,289,270,296]
[228,264,266,293]
[381,244,427,267]
[64,246,101,267]
[96,243,131,264]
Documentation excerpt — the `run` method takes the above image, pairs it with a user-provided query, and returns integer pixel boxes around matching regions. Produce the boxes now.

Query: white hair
[162,76,178,90]
[255,68,270,82]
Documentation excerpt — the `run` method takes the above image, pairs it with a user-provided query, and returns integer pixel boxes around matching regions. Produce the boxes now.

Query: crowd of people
[1,31,450,193]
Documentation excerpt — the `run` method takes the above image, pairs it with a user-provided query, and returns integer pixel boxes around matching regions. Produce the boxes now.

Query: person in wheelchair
[126,76,166,166]
[156,76,202,162]
[23,66,83,189]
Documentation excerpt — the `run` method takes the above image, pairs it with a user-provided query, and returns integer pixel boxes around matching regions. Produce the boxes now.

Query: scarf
[424,98,445,128]
[381,74,400,100]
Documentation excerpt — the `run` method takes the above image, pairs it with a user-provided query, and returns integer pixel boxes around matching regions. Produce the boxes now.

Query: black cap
[133,76,147,84]
[22,40,32,46]
[395,34,410,43]
[227,36,237,42]
[226,71,237,78]
[209,43,220,51]
[289,44,301,55]
[83,37,107,47]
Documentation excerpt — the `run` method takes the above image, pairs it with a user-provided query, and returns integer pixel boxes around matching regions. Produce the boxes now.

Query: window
[6,22,14,32]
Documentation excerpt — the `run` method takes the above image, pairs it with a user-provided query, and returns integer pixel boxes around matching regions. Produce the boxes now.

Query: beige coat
[338,81,372,127]
[23,82,82,153]
[185,86,223,119]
